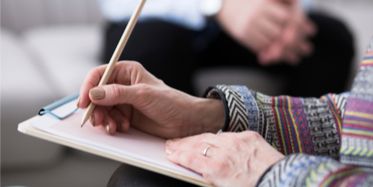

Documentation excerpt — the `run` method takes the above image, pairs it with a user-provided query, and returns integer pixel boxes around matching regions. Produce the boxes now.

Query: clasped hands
[217,0,316,65]
[77,62,284,187]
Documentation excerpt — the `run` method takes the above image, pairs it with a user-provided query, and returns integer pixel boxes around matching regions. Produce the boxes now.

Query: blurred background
[1,0,372,186]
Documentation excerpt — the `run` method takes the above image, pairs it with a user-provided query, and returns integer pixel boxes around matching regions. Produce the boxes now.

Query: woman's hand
[77,61,225,138]
[165,131,284,187]
[258,2,316,65]
[217,0,316,66]
[217,0,291,53]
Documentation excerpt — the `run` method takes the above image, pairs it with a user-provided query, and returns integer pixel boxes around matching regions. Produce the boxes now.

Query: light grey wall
[315,0,373,66]
[0,0,103,33]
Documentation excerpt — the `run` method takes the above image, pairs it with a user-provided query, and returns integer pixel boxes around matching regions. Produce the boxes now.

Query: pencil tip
[81,116,88,128]
[80,103,95,128]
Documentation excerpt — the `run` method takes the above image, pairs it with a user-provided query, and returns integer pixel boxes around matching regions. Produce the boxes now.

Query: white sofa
[1,0,103,169]
[1,2,120,186]
[1,0,372,186]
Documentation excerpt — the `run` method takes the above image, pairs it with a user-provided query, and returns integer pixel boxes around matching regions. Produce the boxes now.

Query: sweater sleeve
[256,154,373,187]
[205,85,348,158]
[205,38,373,186]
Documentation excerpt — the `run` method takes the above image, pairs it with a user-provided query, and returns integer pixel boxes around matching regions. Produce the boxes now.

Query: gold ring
[202,146,210,157]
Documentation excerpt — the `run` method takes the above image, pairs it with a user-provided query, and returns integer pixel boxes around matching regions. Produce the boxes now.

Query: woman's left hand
[165,131,284,187]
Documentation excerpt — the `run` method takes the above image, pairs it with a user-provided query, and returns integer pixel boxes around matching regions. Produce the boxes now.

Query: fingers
[251,2,289,52]
[109,108,131,133]
[262,16,314,65]
[281,40,313,65]
[166,147,210,176]
[299,41,313,57]
[264,2,290,27]
[88,84,141,106]
[301,16,317,37]
[248,28,272,52]
[165,132,246,185]
[257,1,317,65]
[78,61,153,108]
[78,65,108,108]
[91,106,108,127]
[257,17,282,42]
[106,116,117,135]
[166,133,218,152]
[165,134,216,175]
[258,42,284,65]
[90,105,131,135]
[282,24,313,64]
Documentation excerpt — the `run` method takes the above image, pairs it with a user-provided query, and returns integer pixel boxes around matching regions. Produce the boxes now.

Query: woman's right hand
[77,61,225,138]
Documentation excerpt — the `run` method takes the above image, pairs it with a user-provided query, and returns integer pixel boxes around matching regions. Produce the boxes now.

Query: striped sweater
[205,39,373,186]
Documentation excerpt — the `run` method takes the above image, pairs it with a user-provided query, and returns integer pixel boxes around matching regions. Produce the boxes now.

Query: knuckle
[125,61,144,71]
[86,68,99,84]
[133,84,153,106]
[203,133,215,139]
[242,131,261,141]
[232,136,243,145]
[136,84,151,97]
[110,84,123,98]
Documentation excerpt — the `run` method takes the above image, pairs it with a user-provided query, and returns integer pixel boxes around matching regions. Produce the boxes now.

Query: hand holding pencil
[78,0,224,138]
[80,0,147,127]
[77,61,225,138]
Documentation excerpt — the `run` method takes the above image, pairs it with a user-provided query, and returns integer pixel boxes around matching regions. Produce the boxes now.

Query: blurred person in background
[99,0,354,97]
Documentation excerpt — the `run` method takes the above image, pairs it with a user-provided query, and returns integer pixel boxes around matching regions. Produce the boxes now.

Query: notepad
[18,97,209,187]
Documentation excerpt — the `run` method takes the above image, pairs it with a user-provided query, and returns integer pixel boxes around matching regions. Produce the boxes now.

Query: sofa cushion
[23,26,102,96]
[1,30,63,168]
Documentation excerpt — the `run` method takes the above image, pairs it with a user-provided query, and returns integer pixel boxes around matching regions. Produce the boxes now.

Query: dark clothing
[102,12,354,97]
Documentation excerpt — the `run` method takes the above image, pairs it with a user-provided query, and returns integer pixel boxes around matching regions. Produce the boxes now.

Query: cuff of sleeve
[204,85,252,132]
[204,86,230,131]
[255,157,284,187]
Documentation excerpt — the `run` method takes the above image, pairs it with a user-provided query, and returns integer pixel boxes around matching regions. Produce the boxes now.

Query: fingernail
[90,88,105,100]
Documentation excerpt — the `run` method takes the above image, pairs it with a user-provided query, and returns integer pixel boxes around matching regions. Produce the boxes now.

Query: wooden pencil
[81,0,147,127]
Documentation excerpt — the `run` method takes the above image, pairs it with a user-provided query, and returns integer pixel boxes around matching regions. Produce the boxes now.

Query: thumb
[89,84,138,106]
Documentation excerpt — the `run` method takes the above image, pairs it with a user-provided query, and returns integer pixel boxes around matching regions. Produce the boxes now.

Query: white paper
[30,111,203,181]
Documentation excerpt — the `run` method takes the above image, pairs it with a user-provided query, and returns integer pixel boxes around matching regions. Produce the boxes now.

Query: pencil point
[81,117,88,128]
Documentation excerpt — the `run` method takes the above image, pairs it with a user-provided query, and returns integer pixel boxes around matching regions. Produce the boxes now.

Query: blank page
[30,111,204,184]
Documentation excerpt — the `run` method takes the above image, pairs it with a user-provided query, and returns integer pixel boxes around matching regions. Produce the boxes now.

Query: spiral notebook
[18,95,209,187]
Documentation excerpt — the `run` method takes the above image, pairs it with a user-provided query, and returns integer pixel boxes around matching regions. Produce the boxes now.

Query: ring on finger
[202,146,211,157]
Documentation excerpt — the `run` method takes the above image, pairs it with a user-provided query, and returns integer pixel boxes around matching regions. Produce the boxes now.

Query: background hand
[259,1,316,65]
[78,61,225,138]
[166,131,284,187]
[217,0,291,53]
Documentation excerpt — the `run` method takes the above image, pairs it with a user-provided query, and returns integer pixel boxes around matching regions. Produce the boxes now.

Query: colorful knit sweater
[205,40,373,186]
